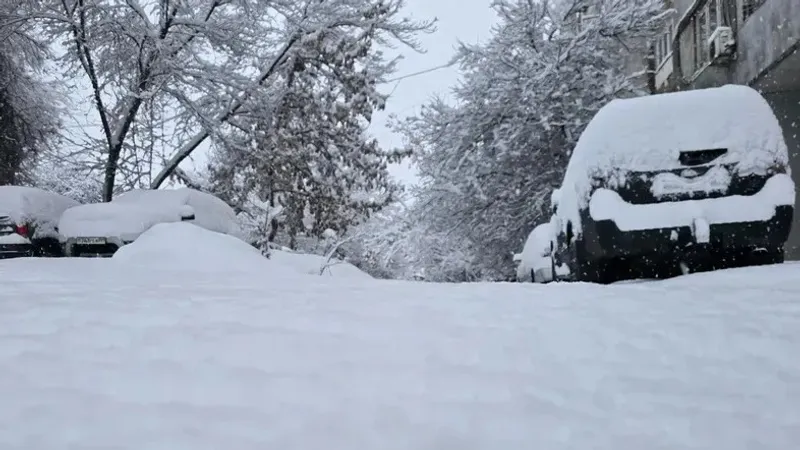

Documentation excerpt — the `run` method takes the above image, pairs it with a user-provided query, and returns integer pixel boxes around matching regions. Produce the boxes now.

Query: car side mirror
[179,205,195,221]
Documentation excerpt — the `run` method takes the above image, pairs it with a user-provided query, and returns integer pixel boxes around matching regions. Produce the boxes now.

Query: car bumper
[0,243,34,259]
[584,173,795,259]
[584,205,793,259]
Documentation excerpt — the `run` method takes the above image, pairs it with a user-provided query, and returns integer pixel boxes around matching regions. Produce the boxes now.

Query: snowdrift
[112,222,270,273]
[113,222,371,280]
[269,249,373,280]
[515,222,552,281]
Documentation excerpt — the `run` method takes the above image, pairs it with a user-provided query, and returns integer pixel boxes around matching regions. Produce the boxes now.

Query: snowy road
[0,257,799,449]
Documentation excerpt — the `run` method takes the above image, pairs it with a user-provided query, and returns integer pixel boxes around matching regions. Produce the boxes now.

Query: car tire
[576,257,613,284]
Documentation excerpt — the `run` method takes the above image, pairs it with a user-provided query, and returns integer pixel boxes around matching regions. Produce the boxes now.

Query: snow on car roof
[0,186,80,237]
[570,84,787,175]
[59,188,242,240]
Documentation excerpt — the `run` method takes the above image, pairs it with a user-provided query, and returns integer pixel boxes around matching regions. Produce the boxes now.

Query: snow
[515,222,552,282]
[113,222,272,273]
[651,165,731,198]
[0,256,799,448]
[59,188,242,242]
[269,249,374,280]
[0,186,80,238]
[0,233,31,245]
[589,173,794,232]
[113,222,371,280]
[692,217,710,244]
[558,85,789,234]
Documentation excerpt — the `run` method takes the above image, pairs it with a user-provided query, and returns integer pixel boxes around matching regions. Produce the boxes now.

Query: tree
[0,2,62,185]
[14,0,431,200]
[206,8,418,249]
[394,0,671,280]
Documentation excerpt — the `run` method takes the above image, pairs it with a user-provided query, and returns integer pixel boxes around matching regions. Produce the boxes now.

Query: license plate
[76,237,106,245]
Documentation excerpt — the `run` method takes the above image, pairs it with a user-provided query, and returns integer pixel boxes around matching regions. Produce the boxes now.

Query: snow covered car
[551,85,795,283]
[59,188,242,257]
[514,223,555,283]
[0,186,80,258]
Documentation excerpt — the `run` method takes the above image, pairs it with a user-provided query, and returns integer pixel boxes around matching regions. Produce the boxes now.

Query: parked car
[550,85,795,283]
[59,188,243,257]
[0,186,80,258]
[514,223,555,283]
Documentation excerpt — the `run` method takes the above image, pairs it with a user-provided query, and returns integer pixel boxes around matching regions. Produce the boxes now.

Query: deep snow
[112,222,372,279]
[0,253,799,448]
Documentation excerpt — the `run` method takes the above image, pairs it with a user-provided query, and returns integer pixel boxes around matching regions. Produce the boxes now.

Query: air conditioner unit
[708,26,736,62]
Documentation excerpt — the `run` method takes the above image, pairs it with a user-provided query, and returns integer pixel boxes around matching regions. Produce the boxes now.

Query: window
[698,7,709,65]
[742,0,767,23]
[655,20,675,68]
[708,0,719,30]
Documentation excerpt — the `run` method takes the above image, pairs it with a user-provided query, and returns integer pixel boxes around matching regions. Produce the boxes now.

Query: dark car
[0,186,80,258]
[550,85,794,283]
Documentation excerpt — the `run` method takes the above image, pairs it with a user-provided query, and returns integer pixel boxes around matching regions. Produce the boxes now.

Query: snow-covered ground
[0,233,799,448]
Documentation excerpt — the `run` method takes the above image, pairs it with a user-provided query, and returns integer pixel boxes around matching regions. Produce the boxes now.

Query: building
[651,0,800,258]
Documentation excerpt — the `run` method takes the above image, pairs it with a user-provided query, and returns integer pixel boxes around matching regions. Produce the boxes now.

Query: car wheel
[576,257,612,284]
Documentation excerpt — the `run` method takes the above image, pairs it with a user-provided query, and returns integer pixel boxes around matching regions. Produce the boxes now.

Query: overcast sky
[372,0,498,186]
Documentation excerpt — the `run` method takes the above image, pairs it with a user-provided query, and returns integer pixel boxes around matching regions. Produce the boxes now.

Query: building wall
[763,90,800,259]
[733,0,800,88]
[655,0,800,259]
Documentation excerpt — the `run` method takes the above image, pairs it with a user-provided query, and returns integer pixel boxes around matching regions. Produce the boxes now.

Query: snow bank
[113,222,271,274]
[1,258,800,448]
[515,223,552,281]
[114,222,371,280]
[0,186,79,238]
[59,188,242,241]
[269,249,373,280]
[558,85,788,234]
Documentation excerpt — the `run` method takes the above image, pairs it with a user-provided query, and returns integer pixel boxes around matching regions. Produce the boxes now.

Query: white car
[514,222,555,283]
[59,188,243,257]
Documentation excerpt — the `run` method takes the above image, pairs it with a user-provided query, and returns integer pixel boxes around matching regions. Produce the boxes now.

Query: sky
[371,0,498,186]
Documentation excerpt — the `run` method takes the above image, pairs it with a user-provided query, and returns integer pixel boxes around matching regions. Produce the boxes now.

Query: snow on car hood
[58,201,184,241]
